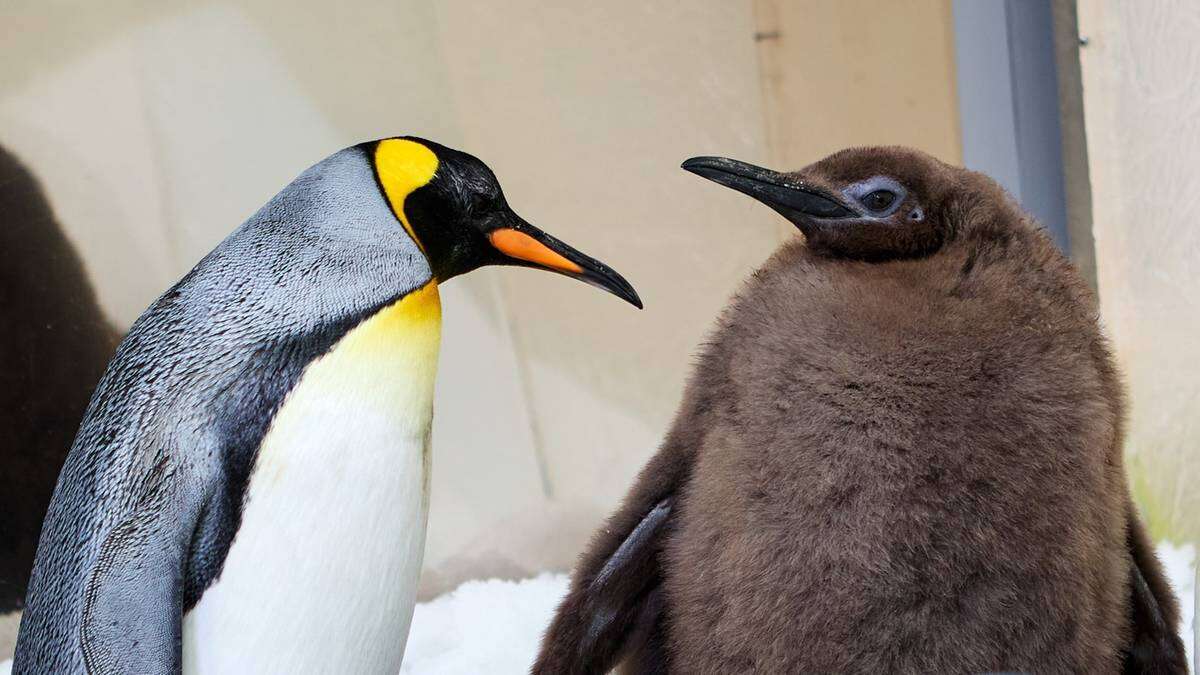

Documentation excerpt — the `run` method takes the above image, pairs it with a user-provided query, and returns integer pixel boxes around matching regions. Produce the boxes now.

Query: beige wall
[754,0,961,166]
[1077,0,1200,542]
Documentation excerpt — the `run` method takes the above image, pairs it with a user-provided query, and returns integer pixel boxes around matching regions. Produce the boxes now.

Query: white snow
[0,542,1192,675]
[1159,541,1196,670]
[399,573,569,675]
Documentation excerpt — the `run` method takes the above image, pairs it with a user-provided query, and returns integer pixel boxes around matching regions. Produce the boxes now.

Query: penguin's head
[371,136,641,307]
[682,147,969,262]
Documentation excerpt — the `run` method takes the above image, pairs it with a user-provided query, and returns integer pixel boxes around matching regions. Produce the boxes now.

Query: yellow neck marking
[374,139,440,253]
[340,281,442,359]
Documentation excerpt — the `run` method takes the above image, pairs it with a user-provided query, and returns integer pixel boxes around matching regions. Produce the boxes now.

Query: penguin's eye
[861,190,898,213]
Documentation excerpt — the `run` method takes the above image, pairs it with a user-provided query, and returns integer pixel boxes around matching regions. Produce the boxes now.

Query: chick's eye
[861,189,897,212]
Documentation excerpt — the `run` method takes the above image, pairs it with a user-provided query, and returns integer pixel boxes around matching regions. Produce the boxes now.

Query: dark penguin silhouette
[0,145,119,616]
[534,147,1186,674]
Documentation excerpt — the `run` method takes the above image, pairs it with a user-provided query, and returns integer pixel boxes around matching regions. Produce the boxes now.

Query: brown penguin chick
[533,147,1187,674]
[0,145,120,617]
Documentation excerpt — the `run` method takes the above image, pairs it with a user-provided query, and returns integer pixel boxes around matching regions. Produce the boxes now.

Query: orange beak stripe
[488,228,584,274]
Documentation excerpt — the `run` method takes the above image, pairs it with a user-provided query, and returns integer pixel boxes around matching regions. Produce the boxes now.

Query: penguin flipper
[80,473,193,675]
[534,437,693,674]
[534,498,674,675]
[1121,503,1188,674]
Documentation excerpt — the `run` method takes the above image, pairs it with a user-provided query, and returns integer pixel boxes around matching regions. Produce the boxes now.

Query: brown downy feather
[534,147,1185,674]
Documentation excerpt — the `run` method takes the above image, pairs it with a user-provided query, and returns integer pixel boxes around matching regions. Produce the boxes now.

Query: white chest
[183,284,441,675]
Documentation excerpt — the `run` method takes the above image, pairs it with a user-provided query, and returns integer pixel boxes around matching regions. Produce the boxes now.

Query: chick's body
[670,234,1124,673]
[535,147,1183,675]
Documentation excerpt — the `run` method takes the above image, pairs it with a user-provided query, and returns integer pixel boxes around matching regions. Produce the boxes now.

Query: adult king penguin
[13,136,640,675]
[535,147,1186,674]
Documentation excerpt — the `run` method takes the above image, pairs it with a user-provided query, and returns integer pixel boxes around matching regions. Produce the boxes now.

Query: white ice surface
[1159,541,1196,670]
[399,573,569,675]
[0,543,1193,675]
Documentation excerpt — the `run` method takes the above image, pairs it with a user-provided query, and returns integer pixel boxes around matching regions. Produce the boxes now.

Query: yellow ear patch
[374,139,440,251]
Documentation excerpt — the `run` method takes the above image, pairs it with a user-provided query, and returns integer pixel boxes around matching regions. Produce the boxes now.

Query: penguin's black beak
[486,216,643,309]
[681,156,856,224]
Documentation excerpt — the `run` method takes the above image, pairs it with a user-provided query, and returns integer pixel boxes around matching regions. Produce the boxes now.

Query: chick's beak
[681,156,856,224]
[487,217,643,309]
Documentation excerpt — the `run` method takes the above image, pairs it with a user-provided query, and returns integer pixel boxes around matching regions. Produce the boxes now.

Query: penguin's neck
[183,282,442,675]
